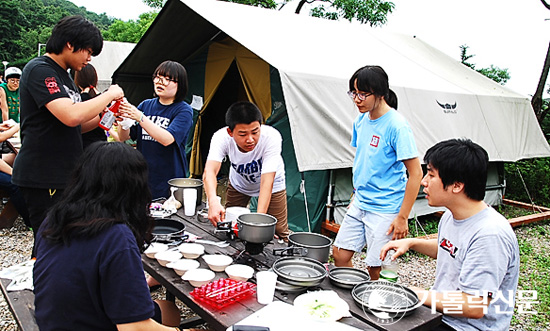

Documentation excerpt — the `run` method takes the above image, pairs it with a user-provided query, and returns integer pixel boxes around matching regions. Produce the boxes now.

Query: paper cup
[183,188,197,216]
[256,271,278,304]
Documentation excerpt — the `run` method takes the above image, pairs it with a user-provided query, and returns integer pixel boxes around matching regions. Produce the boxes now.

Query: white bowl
[154,250,182,267]
[225,264,254,281]
[178,243,205,259]
[202,254,233,272]
[182,268,215,287]
[166,259,201,276]
[144,242,168,259]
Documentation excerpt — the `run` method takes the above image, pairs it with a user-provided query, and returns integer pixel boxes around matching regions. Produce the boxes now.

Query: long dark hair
[74,63,98,98]
[349,65,398,109]
[42,142,153,252]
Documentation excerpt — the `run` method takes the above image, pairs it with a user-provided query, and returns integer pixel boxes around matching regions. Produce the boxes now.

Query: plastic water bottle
[380,249,399,283]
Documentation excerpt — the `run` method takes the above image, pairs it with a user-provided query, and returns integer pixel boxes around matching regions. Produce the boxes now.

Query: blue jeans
[0,171,29,226]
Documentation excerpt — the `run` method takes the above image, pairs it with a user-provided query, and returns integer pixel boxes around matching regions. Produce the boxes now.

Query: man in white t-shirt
[203,101,289,240]
[381,139,519,330]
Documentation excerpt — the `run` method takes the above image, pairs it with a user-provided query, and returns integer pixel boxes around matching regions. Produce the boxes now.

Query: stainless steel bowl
[272,256,327,287]
[329,267,371,289]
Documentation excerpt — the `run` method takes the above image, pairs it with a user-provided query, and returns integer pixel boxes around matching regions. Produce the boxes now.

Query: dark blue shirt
[131,98,193,199]
[33,223,154,330]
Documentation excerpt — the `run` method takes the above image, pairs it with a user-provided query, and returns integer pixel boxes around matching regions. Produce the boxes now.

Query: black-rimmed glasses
[347,90,372,101]
[152,75,177,85]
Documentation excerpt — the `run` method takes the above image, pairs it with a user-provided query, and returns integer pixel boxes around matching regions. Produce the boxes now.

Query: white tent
[114,0,550,227]
[90,41,136,92]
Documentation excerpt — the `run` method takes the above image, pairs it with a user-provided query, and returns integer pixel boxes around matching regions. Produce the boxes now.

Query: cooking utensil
[194,239,230,248]
[352,281,420,317]
[273,232,332,263]
[271,256,327,287]
[328,267,371,289]
[236,213,276,244]
[152,218,187,242]
[168,178,203,206]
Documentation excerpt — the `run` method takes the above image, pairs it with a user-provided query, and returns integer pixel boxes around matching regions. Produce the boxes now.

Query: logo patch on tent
[370,135,380,147]
[436,100,457,114]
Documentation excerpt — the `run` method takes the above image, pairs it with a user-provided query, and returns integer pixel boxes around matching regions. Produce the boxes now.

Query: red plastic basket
[190,278,256,309]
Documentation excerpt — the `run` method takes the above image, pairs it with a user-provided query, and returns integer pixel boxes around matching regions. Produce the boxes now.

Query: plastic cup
[256,271,278,304]
[183,188,197,216]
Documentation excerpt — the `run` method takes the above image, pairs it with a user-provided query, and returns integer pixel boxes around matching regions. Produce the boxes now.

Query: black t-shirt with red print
[13,56,83,189]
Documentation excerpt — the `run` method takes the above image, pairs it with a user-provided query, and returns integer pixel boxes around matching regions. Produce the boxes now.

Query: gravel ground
[1,213,548,330]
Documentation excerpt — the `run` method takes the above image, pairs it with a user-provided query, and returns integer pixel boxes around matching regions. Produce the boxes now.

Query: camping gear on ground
[352,281,420,317]
[272,256,327,287]
[152,218,187,242]
[272,232,332,263]
[168,178,203,207]
[328,267,371,289]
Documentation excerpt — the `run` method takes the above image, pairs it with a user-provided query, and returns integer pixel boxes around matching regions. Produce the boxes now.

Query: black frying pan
[152,218,186,242]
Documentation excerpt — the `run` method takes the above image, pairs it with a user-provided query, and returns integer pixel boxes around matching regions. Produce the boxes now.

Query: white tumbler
[183,188,197,216]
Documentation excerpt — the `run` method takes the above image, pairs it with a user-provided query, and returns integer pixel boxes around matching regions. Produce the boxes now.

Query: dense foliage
[460,44,510,85]
[0,0,113,68]
[102,12,157,43]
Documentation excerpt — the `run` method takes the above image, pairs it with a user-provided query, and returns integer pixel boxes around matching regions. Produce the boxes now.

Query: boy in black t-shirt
[12,16,124,256]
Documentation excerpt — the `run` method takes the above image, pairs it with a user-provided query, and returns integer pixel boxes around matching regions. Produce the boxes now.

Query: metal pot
[236,213,276,244]
[273,232,332,263]
[167,178,203,206]
[152,218,187,242]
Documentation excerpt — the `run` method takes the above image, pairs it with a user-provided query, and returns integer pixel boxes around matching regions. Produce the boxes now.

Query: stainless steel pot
[167,178,203,206]
[273,232,333,263]
[236,213,276,244]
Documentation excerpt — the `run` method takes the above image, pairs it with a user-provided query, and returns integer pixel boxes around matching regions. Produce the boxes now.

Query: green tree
[103,12,157,43]
[460,44,510,85]
[143,0,394,26]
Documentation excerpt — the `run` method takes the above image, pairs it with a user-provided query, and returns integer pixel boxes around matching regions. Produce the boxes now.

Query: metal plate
[272,257,327,287]
[328,267,371,289]
[352,281,420,316]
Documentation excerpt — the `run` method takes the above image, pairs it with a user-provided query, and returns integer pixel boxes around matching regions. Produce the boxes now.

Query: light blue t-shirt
[351,109,418,213]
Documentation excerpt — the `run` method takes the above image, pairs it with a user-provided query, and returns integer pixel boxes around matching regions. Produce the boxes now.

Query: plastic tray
[190,278,256,309]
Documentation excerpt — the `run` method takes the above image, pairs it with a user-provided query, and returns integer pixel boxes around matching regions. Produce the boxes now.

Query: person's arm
[46,85,123,127]
[381,238,439,261]
[118,101,175,146]
[0,159,13,175]
[0,123,19,142]
[257,172,275,214]
[117,318,180,331]
[203,160,224,226]
[386,157,423,240]
[81,114,101,133]
[0,88,8,122]
[411,288,491,319]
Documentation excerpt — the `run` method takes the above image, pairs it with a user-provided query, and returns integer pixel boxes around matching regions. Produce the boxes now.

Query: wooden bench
[0,278,38,331]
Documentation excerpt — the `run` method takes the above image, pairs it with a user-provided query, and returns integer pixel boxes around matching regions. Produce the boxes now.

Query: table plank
[0,278,39,331]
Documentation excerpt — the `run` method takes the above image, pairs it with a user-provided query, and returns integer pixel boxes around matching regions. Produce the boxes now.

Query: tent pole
[326,170,334,223]
[300,173,312,232]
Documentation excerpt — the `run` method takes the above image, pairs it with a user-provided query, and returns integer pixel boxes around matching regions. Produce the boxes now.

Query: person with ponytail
[332,65,422,280]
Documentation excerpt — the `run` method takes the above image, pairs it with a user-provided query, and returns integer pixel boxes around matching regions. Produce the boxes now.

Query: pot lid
[272,257,327,283]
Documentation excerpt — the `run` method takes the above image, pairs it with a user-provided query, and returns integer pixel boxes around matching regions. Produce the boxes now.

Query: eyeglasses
[7,78,20,84]
[152,75,177,85]
[347,90,372,101]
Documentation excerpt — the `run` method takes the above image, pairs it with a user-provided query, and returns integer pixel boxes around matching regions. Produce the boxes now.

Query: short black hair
[153,60,188,103]
[225,101,263,131]
[424,138,489,201]
[46,16,103,56]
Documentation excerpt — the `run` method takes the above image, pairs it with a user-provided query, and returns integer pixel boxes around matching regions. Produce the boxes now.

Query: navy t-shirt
[33,223,155,330]
[131,98,193,199]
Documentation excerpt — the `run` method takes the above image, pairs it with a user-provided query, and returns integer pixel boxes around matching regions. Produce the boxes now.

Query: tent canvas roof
[115,0,550,171]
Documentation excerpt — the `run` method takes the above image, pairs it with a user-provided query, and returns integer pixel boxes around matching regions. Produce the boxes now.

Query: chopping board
[227,301,361,331]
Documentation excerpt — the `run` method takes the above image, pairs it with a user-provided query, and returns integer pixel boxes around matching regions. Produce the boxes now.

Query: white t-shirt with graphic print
[207,125,285,197]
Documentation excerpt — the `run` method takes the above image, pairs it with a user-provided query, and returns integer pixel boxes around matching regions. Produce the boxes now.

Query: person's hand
[207,199,225,227]
[118,100,141,122]
[386,215,408,240]
[380,238,412,261]
[106,84,124,101]
[0,122,11,130]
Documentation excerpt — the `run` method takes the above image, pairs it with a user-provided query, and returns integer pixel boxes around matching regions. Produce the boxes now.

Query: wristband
[139,112,144,123]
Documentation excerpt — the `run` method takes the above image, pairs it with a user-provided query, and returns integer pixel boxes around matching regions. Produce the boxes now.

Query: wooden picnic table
[143,209,443,331]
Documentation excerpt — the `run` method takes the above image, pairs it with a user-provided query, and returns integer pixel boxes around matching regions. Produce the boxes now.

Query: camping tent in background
[113,0,550,232]
[90,41,136,92]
